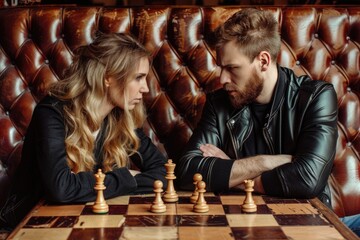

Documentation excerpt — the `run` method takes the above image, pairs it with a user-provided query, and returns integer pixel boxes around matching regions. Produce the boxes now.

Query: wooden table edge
[6,197,359,240]
[310,198,360,240]
[6,199,45,240]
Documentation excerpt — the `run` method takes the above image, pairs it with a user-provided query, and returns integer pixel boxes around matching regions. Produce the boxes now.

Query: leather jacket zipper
[263,127,275,154]
[228,119,253,159]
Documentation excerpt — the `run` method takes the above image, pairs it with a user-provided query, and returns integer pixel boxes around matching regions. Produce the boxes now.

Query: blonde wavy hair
[50,32,151,173]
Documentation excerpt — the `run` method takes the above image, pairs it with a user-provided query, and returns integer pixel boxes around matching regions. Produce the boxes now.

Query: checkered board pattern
[10,192,345,240]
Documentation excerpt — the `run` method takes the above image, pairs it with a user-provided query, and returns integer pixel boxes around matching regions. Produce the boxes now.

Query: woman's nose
[141,80,149,93]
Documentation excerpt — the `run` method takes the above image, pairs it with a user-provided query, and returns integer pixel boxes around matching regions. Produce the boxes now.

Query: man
[176,8,338,209]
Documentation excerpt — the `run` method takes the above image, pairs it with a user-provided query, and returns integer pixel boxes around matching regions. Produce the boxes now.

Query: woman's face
[105,57,150,111]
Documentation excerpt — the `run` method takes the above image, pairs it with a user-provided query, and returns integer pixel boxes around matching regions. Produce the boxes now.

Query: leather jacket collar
[226,65,287,158]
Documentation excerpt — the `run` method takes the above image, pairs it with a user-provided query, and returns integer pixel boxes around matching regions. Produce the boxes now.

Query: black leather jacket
[177,66,338,208]
[0,95,167,229]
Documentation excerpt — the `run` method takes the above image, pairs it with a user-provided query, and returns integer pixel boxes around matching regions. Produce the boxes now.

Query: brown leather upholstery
[0,6,359,218]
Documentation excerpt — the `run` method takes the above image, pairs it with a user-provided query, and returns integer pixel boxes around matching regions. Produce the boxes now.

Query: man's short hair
[215,8,281,62]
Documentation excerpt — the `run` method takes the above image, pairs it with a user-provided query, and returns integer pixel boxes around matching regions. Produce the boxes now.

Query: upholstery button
[296,61,300,65]
[347,87,351,92]
[314,33,318,38]
[346,36,350,41]
[230,119,235,125]
[5,111,9,115]
[61,34,65,38]
[347,142,352,147]
[331,60,335,65]
[45,59,49,64]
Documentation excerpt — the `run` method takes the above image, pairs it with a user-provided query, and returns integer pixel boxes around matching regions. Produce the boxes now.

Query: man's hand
[199,144,230,159]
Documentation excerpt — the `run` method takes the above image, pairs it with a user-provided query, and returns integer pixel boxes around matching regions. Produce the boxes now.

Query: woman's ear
[104,77,111,87]
[259,51,271,71]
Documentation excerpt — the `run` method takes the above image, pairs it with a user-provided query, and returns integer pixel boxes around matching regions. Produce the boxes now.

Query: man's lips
[225,89,237,95]
[224,84,236,92]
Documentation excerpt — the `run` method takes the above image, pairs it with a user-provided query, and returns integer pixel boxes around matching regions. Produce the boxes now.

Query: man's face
[218,41,263,109]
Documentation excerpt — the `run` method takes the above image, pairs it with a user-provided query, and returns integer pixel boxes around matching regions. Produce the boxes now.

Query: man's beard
[223,70,263,109]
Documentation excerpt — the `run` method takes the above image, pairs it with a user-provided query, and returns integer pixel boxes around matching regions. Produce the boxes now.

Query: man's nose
[219,70,231,85]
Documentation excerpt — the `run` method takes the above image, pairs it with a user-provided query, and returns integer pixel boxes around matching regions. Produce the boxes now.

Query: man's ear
[258,51,271,71]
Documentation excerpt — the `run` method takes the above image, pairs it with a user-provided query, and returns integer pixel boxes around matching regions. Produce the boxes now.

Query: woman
[0,32,167,230]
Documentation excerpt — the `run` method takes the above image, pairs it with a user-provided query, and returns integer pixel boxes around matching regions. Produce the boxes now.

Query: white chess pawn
[193,181,209,213]
[150,180,166,213]
[190,173,202,204]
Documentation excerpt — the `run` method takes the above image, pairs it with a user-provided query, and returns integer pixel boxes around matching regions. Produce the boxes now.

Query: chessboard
[8,192,350,240]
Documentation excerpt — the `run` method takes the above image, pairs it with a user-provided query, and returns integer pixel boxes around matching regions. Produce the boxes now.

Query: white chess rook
[242,179,257,213]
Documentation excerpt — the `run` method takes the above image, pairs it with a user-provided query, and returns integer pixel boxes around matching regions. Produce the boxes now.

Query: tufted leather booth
[0,6,359,219]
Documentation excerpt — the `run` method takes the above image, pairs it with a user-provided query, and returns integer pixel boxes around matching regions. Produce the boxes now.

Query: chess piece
[150,180,166,213]
[92,169,109,214]
[193,180,209,213]
[163,159,179,203]
[242,179,257,213]
[190,173,202,204]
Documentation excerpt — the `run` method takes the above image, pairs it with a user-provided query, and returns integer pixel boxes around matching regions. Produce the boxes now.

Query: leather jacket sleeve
[176,92,235,192]
[132,128,167,193]
[261,81,338,199]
